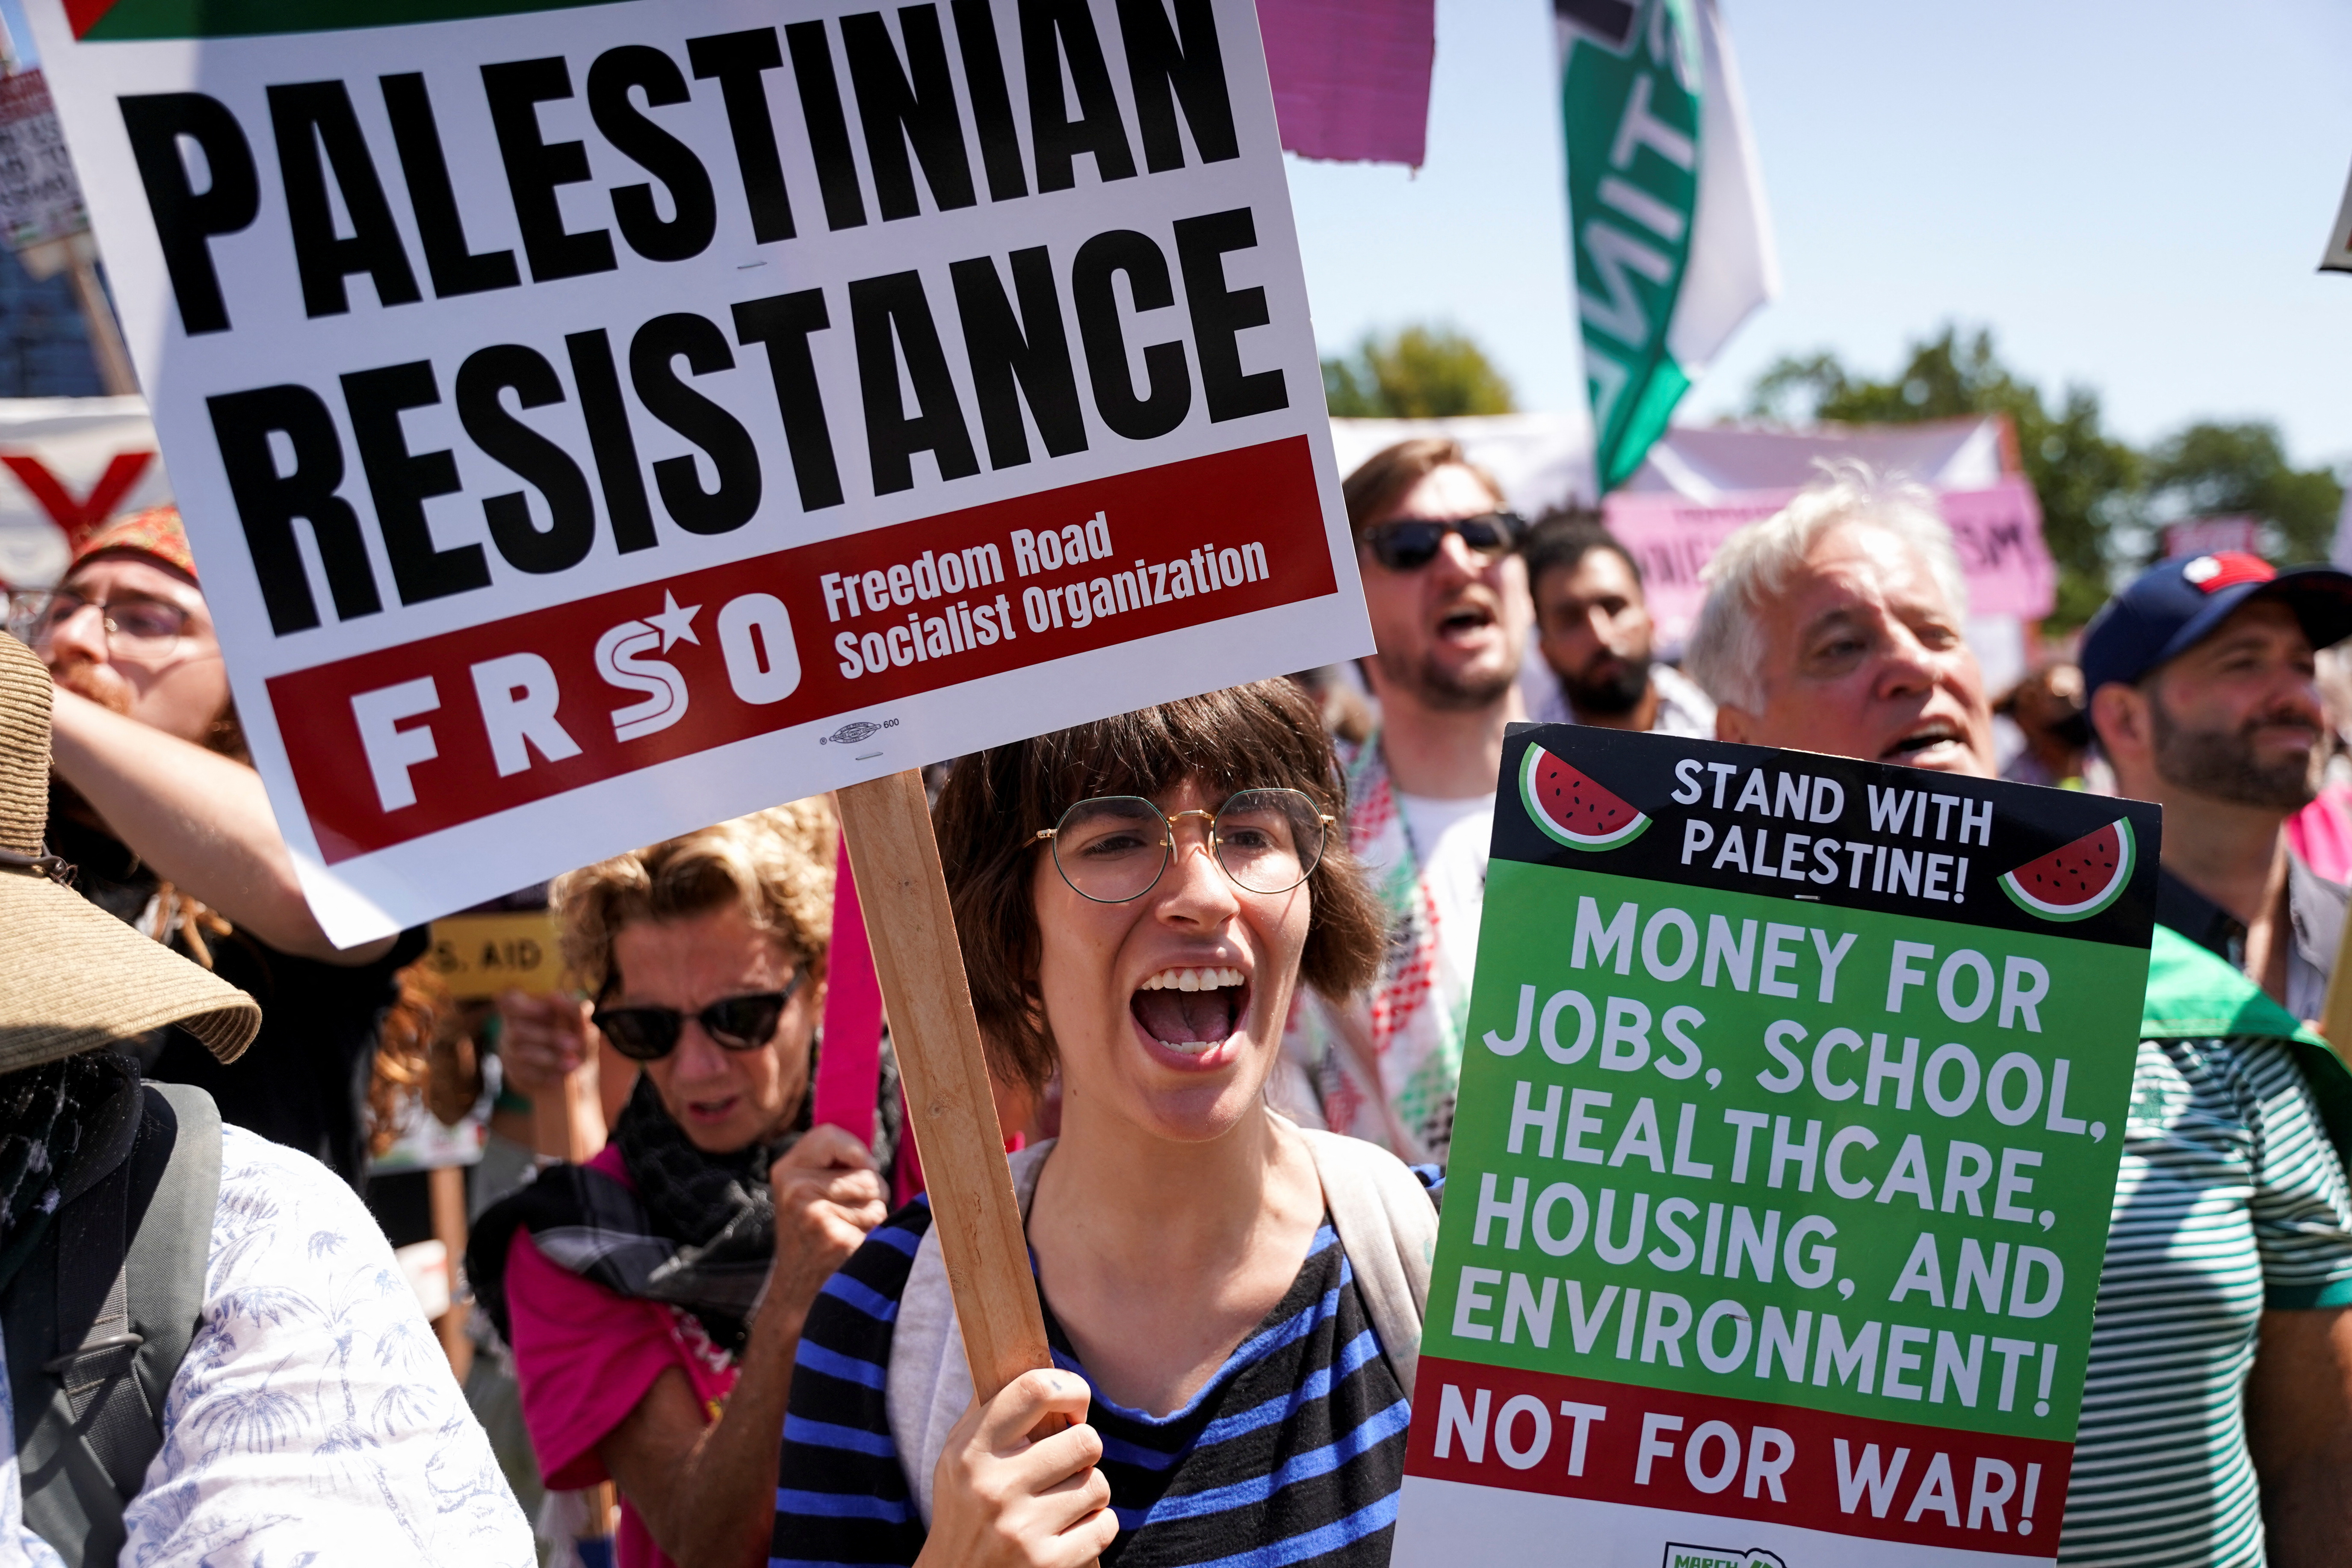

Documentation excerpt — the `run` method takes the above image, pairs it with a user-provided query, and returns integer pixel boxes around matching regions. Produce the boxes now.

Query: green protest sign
[1393,723,2159,1567]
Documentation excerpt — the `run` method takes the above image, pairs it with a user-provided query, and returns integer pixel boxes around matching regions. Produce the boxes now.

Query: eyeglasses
[6,587,195,656]
[1359,511,1525,573]
[591,972,803,1062]
[1034,789,1334,904]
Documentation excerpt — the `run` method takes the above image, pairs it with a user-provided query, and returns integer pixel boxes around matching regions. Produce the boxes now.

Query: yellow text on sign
[426,911,564,1000]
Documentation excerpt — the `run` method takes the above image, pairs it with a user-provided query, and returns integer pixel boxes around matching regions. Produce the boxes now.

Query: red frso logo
[269,439,1331,862]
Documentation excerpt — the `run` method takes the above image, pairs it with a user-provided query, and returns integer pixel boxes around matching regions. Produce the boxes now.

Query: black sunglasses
[591,972,802,1062]
[1359,511,1525,572]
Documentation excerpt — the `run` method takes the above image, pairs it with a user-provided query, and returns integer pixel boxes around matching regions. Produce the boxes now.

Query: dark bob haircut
[934,679,1385,1095]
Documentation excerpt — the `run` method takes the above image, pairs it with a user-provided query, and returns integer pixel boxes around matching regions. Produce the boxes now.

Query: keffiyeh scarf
[1291,735,1469,1162]
[470,1039,898,1355]
[0,1051,135,1290]
[472,1074,802,1354]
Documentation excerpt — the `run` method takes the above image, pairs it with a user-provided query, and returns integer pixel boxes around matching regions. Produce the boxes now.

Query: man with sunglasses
[6,508,423,1187]
[1287,439,1532,1163]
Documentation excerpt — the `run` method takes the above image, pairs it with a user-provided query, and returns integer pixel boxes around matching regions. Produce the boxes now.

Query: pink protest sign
[2162,516,2263,560]
[812,832,883,1150]
[1258,0,1435,166]
[1604,475,2055,647]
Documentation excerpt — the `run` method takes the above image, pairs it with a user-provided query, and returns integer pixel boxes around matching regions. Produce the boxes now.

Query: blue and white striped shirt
[771,1179,1437,1567]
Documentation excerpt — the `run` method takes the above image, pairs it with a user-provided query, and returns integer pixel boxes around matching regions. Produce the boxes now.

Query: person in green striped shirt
[1690,465,2352,1565]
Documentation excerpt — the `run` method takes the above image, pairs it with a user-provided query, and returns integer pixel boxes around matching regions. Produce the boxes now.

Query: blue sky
[1286,0,2352,467]
[10,0,2344,464]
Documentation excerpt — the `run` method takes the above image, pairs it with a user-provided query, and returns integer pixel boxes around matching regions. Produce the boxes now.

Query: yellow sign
[425,910,565,1000]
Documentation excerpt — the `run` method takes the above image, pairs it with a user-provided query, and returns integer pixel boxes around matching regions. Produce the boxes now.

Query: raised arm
[49,686,392,964]
[598,1124,886,1567]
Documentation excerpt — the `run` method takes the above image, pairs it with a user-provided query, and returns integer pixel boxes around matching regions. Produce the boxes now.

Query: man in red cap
[6,507,425,1186]
[2083,549,2352,1015]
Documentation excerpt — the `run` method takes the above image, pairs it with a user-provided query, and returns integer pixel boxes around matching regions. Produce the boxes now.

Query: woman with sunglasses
[469,802,895,1568]
[775,682,1438,1568]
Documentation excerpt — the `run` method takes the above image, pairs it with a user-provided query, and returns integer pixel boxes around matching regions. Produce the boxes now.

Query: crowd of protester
[3,437,2352,1563]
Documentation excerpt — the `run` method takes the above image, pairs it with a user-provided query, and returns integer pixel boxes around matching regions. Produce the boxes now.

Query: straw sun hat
[0,632,257,1072]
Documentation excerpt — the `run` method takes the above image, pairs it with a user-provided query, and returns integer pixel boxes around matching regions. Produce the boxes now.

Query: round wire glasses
[1034,789,1335,904]
[6,588,192,659]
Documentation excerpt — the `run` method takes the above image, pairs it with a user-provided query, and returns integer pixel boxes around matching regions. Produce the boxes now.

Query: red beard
[48,656,133,717]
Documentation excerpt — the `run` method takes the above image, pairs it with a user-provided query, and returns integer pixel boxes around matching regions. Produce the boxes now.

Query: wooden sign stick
[835,769,1054,1404]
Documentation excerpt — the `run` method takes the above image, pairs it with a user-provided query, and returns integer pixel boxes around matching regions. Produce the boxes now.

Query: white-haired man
[1686,462,1993,773]
[1687,463,2352,1565]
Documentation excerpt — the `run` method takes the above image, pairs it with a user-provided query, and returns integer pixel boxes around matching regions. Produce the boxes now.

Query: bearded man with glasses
[1275,439,1531,1164]
[5,507,425,1188]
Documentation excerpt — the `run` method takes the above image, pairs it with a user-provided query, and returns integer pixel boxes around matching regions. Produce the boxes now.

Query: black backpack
[0,1081,220,1566]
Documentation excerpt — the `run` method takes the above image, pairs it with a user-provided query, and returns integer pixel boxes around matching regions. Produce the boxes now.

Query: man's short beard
[47,654,247,761]
[1561,659,1650,718]
[50,656,131,716]
[2150,693,2319,813]
[1377,649,1516,714]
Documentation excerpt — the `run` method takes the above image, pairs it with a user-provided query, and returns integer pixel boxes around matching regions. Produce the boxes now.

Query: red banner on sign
[1406,1358,2070,1557]
[269,437,1333,863]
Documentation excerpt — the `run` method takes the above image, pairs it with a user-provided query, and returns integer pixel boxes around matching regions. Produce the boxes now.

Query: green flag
[1557,0,1776,491]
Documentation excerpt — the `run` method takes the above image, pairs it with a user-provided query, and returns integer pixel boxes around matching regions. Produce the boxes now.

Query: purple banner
[1605,475,2054,646]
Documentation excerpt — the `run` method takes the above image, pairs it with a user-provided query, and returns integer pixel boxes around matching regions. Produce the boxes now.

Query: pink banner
[1604,475,2055,647]
[2163,515,2262,559]
[812,833,883,1149]
[1258,0,1435,166]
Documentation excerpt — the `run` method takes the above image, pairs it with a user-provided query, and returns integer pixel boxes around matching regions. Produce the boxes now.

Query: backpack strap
[887,1122,1438,1525]
[888,1140,1055,1530]
[10,1083,220,1566]
[1285,1118,1436,1399]
[116,1086,220,1459]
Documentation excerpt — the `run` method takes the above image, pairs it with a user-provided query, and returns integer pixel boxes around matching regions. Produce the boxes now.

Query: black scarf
[0,1050,138,1296]
[614,1071,801,1271]
[470,1036,899,1356]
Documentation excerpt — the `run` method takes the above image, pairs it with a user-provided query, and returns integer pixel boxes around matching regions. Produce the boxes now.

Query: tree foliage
[1745,326,2347,629]
[2140,421,2343,566]
[1747,327,2139,627]
[1321,325,1516,419]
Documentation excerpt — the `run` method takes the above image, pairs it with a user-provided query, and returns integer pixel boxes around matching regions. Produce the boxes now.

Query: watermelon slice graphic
[1999,818,2134,921]
[1520,742,1649,851]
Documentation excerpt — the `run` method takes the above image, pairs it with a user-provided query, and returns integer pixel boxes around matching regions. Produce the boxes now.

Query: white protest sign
[27,0,1366,946]
[0,70,90,253]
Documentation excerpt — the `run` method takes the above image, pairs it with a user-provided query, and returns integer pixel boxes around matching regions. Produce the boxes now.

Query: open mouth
[1882,718,1965,763]
[1435,600,1496,643]
[683,1093,742,1123]
[1131,966,1249,1056]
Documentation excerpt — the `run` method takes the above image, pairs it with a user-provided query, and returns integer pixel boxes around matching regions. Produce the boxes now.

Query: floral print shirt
[0,1123,532,1565]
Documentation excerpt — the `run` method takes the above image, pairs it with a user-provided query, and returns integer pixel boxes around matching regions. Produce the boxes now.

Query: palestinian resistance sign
[1392,724,2159,1567]
[26,0,1365,946]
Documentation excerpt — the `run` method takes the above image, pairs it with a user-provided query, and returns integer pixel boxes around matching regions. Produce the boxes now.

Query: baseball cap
[2080,551,2352,694]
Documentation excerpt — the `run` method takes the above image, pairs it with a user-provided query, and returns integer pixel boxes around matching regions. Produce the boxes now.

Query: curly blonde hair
[554,800,838,995]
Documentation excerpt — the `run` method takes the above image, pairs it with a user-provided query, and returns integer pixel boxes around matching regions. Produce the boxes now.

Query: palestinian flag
[1555,0,1777,492]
